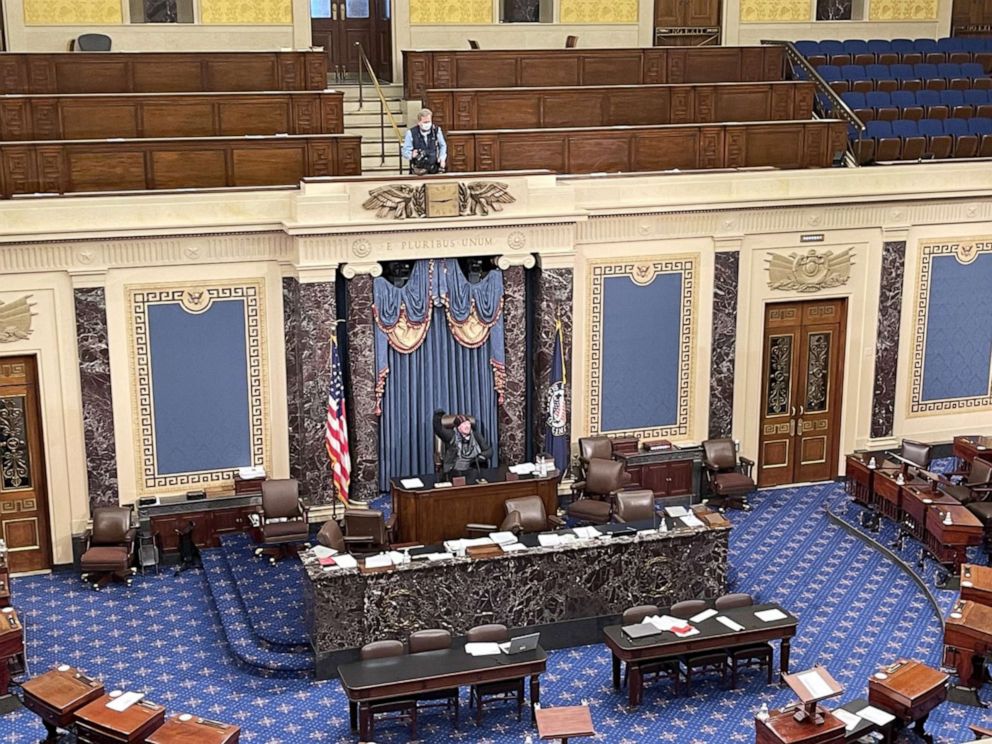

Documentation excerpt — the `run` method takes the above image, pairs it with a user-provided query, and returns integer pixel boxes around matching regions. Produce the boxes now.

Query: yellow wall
[410,0,493,25]
[560,0,638,23]
[740,0,808,23]
[199,0,293,24]
[870,0,939,21]
[23,0,122,25]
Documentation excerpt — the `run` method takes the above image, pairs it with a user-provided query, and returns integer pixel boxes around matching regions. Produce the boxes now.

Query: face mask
[419,122,432,132]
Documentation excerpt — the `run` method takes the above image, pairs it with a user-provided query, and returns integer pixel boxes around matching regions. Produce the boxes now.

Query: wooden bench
[445,120,848,174]
[426,81,816,132]
[0,134,361,197]
[404,46,786,99]
[0,90,345,141]
[0,51,327,94]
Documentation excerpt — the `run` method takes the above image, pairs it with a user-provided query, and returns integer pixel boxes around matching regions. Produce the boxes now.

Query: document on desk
[106,692,144,712]
[434,481,453,488]
[464,642,502,656]
[664,506,689,517]
[680,514,706,529]
[690,608,719,623]
[754,608,788,622]
[400,477,425,489]
[832,709,861,731]
[364,554,392,569]
[509,463,536,475]
[715,615,745,632]
[489,531,517,545]
[796,669,834,699]
[537,534,561,547]
[311,545,338,559]
[856,705,896,726]
[501,542,526,552]
[330,553,357,569]
[387,551,406,566]
[573,526,599,539]
[425,552,454,561]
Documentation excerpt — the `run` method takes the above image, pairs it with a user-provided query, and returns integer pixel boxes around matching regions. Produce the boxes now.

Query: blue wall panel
[600,274,682,432]
[148,300,252,475]
[921,253,992,402]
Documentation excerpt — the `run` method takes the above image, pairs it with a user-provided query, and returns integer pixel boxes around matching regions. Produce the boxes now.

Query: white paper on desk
[400,477,424,489]
[797,669,834,699]
[106,692,144,712]
[716,615,745,632]
[464,537,494,548]
[388,551,406,566]
[645,614,684,631]
[434,481,453,488]
[489,531,517,545]
[238,465,265,479]
[443,539,464,553]
[680,514,706,529]
[690,608,719,623]
[311,545,337,559]
[658,520,669,532]
[425,552,453,561]
[501,542,526,552]
[537,534,560,547]
[465,642,502,656]
[832,709,861,731]
[754,608,788,622]
[573,526,599,539]
[664,506,689,517]
[636,528,657,536]
[332,554,357,569]
[509,463,536,475]
[855,705,896,726]
[364,554,392,569]
[558,534,577,544]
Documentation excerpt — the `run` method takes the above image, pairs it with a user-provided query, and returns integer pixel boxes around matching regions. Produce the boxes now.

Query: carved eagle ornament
[362,182,514,220]
[767,248,854,292]
[0,295,36,343]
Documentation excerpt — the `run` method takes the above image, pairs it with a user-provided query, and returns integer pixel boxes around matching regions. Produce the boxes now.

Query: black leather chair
[620,604,682,695]
[568,457,626,524]
[941,458,992,505]
[315,519,346,552]
[670,599,726,693]
[80,507,137,590]
[614,489,656,523]
[702,438,756,511]
[254,479,309,564]
[343,509,396,554]
[467,494,565,536]
[357,640,417,738]
[71,33,112,51]
[715,594,774,689]
[408,629,459,726]
[901,439,933,470]
[466,624,523,722]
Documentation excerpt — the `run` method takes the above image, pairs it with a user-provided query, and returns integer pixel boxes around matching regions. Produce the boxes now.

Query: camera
[411,152,440,174]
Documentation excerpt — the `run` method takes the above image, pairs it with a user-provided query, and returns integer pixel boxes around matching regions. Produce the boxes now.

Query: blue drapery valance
[372,259,506,413]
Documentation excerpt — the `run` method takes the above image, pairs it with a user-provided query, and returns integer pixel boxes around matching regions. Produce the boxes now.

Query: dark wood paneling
[0,52,327,94]
[404,46,785,99]
[0,134,361,197]
[446,120,846,174]
[0,91,344,141]
[427,82,815,132]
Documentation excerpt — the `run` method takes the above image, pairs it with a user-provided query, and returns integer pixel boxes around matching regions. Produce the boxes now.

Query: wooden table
[21,666,105,743]
[603,602,798,707]
[755,707,845,744]
[0,565,10,608]
[900,485,956,543]
[535,705,595,742]
[391,467,559,544]
[867,659,947,742]
[925,503,983,571]
[73,694,166,743]
[961,564,992,606]
[944,599,992,687]
[954,435,992,470]
[0,607,23,695]
[145,714,240,743]
[873,467,922,523]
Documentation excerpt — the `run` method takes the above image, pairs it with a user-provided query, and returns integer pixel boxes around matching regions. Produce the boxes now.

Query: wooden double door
[0,356,51,573]
[757,299,847,487]
[311,0,392,81]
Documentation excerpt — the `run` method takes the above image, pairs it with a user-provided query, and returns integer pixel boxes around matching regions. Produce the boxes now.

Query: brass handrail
[354,42,405,170]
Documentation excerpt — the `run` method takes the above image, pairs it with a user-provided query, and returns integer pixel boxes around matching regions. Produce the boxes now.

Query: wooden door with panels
[757,299,847,487]
[0,356,52,572]
[311,0,392,81]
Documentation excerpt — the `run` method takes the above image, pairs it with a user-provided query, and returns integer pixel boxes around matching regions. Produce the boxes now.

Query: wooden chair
[408,630,460,726]
[466,624,524,723]
[620,605,682,695]
[714,594,774,689]
[357,641,417,739]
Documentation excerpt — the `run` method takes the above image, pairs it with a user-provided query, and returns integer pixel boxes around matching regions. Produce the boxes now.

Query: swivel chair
[315,519,346,553]
[613,489,657,524]
[70,33,111,51]
[254,478,309,564]
[468,494,565,536]
[702,438,756,511]
[568,457,626,524]
[80,507,137,590]
[343,509,396,554]
[433,413,477,473]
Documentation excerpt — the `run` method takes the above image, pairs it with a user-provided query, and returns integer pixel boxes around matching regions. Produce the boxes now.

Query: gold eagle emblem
[0,295,36,343]
[362,182,515,220]
[766,248,854,293]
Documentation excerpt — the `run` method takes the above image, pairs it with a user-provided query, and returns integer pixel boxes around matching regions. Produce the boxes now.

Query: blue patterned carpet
[2,482,992,742]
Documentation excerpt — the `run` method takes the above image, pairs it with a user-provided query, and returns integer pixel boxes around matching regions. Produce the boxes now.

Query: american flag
[325,335,351,505]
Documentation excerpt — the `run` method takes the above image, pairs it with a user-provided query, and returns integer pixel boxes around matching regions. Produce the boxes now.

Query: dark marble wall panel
[298,280,337,504]
[304,525,728,656]
[533,266,574,462]
[74,287,118,509]
[871,241,907,439]
[498,266,527,464]
[346,274,379,502]
[709,251,740,439]
[283,278,303,489]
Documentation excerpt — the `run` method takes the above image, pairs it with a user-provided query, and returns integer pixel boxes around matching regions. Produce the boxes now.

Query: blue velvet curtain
[373,259,505,490]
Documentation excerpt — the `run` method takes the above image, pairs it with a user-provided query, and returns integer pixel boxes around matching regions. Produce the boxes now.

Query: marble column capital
[341,262,382,279]
[881,227,910,243]
[713,237,743,253]
[496,253,537,270]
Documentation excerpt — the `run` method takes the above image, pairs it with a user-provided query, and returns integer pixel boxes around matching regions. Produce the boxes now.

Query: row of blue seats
[805,63,991,93]
[840,89,992,121]
[854,117,992,162]
[796,38,992,67]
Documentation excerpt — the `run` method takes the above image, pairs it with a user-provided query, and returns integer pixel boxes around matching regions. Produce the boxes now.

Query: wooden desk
[535,705,595,742]
[145,714,240,744]
[391,468,559,544]
[845,453,878,509]
[961,564,992,606]
[73,694,166,743]
[338,644,546,741]
[616,445,703,505]
[21,666,105,743]
[756,707,845,744]
[924,503,983,571]
[830,697,894,743]
[953,435,992,469]
[900,485,955,543]
[943,599,992,687]
[0,567,10,608]
[0,608,24,695]
[867,659,947,741]
[138,491,261,558]
[872,467,919,523]
[603,602,798,706]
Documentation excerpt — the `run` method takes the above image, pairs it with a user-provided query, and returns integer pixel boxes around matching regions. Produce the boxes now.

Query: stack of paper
[644,615,699,637]
[509,463,536,475]
[106,692,144,712]
[465,642,502,656]
[364,554,392,569]
[387,551,406,566]
[238,466,266,479]
[716,616,745,632]
[856,706,896,726]
[754,608,787,622]
[572,526,600,539]
[501,543,527,552]
[636,528,657,536]
[424,552,453,561]
[311,545,338,560]
[680,514,706,529]
[489,532,517,545]
[832,709,861,732]
[558,534,577,544]
[537,534,561,547]
[797,669,834,698]
[665,506,689,517]
[400,477,424,489]
[331,554,357,570]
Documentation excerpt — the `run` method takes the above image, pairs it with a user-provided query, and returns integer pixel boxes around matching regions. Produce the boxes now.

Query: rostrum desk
[866,659,947,742]
[21,665,104,743]
[390,467,559,544]
[943,599,992,687]
[961,563,992,606]
[755,707,845,744]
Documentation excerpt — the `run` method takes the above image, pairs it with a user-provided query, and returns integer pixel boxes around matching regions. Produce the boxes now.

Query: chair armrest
[123,527,139,546]
[465,523,498,535]
[343,535,373,546]
[739,456,755,467]
[571,480,587,493]
[614,514,629,524]
[547,514,566,528]
[703,462,720,472]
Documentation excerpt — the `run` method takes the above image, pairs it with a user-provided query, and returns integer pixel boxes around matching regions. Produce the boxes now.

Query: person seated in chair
[434,408,492,480]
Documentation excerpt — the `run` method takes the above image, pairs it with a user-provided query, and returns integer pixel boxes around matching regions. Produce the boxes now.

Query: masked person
[402,108,447,175]
[433,409,491,479]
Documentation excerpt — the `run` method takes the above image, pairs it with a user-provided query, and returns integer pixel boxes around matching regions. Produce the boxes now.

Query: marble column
[284,276,338,504]
[74,287,118,510]
[871,241,906,439]
[498,265,526,464]
[708,251,740,439]
[533,265,574,458]
[345,274,379,502]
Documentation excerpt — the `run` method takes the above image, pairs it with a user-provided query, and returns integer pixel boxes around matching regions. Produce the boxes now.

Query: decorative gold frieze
[766,248,854,292]
[362,182,515,220]
[0,296,36,343]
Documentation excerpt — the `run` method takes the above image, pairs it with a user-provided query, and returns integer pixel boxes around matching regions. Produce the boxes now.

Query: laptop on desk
[500,633,540,654]
[622,623,662,640]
